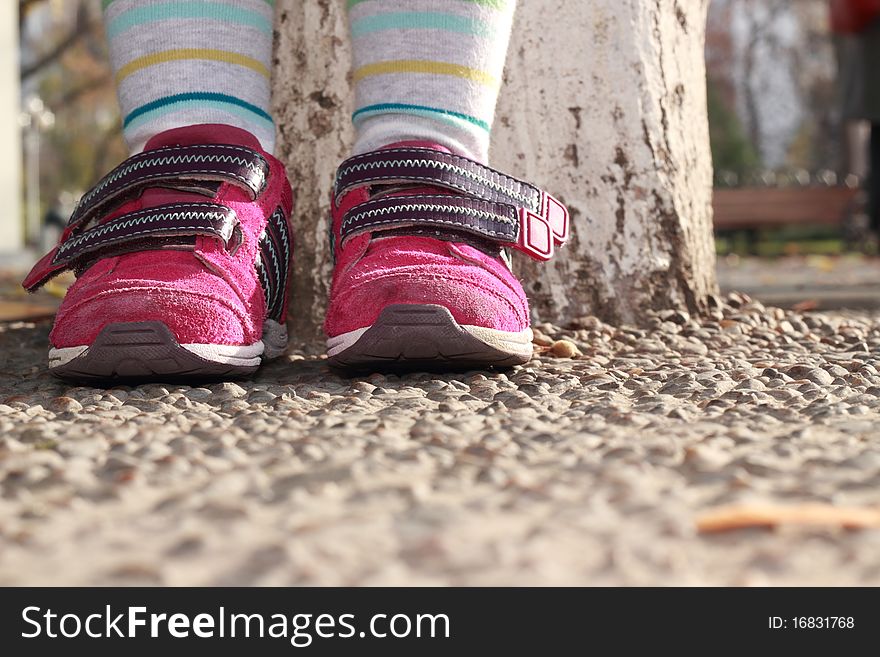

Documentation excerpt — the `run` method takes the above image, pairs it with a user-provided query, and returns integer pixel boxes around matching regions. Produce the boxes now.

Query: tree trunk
[493,0,717,325]
[272,0,352,349]
[273,0,716,345]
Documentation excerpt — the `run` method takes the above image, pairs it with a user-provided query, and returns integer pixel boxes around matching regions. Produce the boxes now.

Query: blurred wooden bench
[713,186,860,231]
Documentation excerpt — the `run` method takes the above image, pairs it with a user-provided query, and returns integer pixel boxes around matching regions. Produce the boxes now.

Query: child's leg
[104,0,275,153]
[326,1,570,370]
[347,0,517,162]
[24,1,295,383]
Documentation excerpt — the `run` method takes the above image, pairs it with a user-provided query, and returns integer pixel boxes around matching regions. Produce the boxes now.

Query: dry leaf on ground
[792,299,820,312]
[696,503,880,533]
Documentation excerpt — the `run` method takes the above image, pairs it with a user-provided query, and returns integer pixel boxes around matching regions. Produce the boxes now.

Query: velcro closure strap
[341,195,567,261]
[23,203,241,291]
[68,144,269,230]
[335,148,542,211]
[334,148,570,259]
[342,194,519,241]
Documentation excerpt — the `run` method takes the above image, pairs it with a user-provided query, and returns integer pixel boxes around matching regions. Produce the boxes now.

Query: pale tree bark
[494,0,717,325]
[272,0,716,344]
[272,0,352,348]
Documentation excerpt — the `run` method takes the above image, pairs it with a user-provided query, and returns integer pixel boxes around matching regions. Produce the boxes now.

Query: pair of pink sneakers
[24,124,568,382]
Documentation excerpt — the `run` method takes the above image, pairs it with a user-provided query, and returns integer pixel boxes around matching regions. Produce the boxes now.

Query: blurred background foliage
[707,78,762,182]
[20,0,125,220]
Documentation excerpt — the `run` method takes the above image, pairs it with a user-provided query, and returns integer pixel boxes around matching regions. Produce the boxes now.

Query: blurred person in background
[831,0,880,236]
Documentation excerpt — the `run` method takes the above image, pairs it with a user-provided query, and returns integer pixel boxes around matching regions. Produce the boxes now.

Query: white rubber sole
[327,324,533,358]
[49,320,287,368]
[48,319,288,382]
[48,342,259,368]
[327,304,534,370]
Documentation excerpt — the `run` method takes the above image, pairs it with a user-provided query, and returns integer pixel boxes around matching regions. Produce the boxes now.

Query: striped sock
[103,0,276,154]
[346,0,517,162]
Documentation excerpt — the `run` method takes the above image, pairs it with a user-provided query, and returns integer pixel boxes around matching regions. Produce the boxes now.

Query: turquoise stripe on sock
[347,0,508,9]
[104,0,274,11]
[124,92,274,128]
[124,101,276,136]
[107,2,272,40]
[353,103,490,132]
[350,12,493,38]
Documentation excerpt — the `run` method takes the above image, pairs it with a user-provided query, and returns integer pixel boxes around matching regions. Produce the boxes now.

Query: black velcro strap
[334,147,542,212]
[69,144,269,230]
[255,207,293,322]
[341,194,520,245]
[330,146,570,262]
[53,203,242,269]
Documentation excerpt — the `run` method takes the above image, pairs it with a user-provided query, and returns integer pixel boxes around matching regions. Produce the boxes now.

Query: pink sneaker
[324,143,568,370]
[23,124,294,382]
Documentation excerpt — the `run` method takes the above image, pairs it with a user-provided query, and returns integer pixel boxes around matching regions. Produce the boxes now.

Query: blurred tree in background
[706,0,840,181]
[19,0,125,220]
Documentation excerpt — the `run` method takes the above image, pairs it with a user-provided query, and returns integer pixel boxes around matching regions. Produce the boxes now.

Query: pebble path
[2,293,879,585]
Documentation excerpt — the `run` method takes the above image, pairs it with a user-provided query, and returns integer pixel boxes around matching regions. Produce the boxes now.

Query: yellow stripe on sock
[353,60,498,87]
[116,49,270,84]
